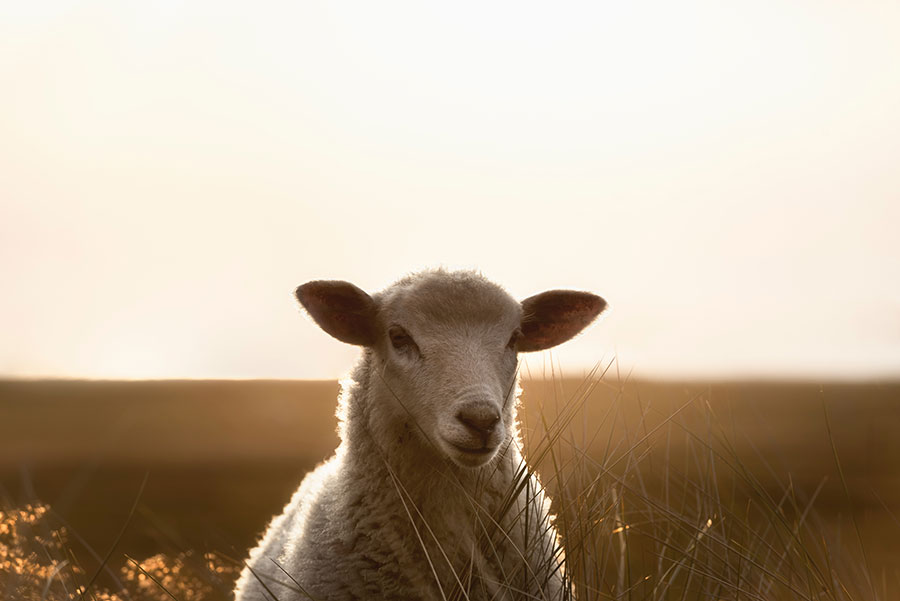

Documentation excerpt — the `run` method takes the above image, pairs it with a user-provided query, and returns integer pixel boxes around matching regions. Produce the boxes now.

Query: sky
[1,1,899,380]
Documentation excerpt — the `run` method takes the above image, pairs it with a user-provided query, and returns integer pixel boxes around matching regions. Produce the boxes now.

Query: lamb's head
[295,270,606,468]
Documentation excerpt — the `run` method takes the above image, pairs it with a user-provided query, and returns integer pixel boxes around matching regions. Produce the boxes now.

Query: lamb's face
[294,269,607,469]
[374,276,523,467]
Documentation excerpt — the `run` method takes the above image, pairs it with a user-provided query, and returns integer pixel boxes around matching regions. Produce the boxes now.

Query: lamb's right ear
[295,280,379,346]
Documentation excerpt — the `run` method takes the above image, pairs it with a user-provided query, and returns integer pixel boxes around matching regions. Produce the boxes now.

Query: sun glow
[2,1,899,379]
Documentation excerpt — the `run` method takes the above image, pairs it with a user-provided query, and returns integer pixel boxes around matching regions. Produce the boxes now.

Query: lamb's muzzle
[456,402,500,439]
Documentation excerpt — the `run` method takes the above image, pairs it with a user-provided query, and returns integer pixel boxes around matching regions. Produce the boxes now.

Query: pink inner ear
[295,281,379,346]
[518,290,606,352]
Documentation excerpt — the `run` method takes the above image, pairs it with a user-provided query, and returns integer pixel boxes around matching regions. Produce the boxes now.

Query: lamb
[233,269,606,601]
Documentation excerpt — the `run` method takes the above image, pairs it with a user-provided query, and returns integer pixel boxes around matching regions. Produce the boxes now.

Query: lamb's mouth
[449,442,496,456]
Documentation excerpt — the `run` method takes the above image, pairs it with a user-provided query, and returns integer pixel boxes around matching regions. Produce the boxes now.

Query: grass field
[1,376,899,599]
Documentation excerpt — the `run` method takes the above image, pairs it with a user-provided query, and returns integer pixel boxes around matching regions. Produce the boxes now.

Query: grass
[0,502,239,601]
[525,369,867,600]
[1,368,897,600]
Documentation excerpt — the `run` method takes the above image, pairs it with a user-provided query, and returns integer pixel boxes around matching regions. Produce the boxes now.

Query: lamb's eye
[389,326,418,354]
[507,328,522,351]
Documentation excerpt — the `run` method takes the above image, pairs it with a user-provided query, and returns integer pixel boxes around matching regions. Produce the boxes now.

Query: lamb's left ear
[295,280,379,346]
[518,290,607,352]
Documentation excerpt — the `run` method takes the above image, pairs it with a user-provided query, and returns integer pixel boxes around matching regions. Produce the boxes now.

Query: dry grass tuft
[0,504,238,601]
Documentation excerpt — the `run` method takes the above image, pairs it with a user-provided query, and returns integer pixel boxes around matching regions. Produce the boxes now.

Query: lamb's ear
[518,290,607,352]
[295,280,379,346]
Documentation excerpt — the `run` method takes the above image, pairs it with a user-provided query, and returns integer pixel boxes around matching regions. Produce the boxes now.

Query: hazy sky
[2,1,899,380]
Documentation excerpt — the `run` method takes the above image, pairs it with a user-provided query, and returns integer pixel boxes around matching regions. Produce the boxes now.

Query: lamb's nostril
[456,408,501,435]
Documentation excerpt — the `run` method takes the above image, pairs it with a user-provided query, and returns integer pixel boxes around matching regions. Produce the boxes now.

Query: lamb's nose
[456,406,501,436]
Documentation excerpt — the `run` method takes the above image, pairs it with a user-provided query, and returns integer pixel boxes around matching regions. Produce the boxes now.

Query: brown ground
[1,377,898,588]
